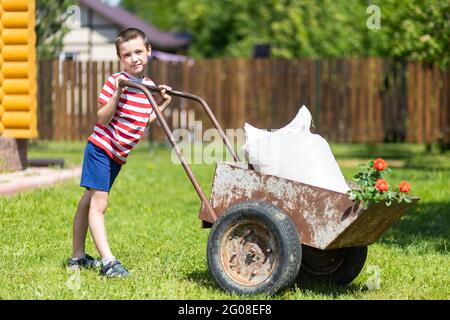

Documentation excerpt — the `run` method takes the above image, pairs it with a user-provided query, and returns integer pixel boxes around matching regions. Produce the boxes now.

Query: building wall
[0,0,38,139]
[62,4,120,61]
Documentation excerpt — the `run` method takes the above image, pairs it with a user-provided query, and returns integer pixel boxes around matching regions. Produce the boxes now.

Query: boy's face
[118,36,151,77]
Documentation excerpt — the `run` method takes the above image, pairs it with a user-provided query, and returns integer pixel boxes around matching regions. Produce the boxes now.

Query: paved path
[0,167,82,196]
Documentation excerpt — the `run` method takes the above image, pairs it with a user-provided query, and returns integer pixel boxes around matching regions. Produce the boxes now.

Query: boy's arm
[97,77,125,126]
[97,90,122,125]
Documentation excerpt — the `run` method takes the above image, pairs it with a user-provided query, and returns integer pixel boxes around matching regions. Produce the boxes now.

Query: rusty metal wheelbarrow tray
[199,162,419,250]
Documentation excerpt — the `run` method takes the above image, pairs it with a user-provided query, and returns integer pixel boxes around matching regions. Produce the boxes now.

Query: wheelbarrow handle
[118,78,241,222]
[118,79,240,162]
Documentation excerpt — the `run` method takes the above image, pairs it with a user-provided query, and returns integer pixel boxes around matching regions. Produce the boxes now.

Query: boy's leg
[72,190,92,259]
[88,189,113,259]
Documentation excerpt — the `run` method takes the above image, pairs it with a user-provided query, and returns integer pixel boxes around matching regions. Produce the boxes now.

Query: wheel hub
[221,221,278,286]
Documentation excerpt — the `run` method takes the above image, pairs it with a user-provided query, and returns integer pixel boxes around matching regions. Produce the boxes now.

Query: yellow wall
[0,0,37,138]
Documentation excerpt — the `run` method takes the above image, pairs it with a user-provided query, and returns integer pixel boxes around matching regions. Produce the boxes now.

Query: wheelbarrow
[119,79,420,296]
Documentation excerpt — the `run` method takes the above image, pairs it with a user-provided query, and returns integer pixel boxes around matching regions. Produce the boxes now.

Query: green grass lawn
[0,140,449,299]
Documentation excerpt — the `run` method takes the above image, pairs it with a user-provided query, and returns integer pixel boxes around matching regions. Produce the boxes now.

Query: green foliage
[378,0,450,68]
[348,159,412,209]
[120,0,181,31]
[120,0,450,67]
[36,0,74,59]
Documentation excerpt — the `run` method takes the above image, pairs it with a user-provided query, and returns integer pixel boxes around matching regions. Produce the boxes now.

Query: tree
[120,0,450,67]
[120,0,372,58]
[378,0,450,68]
[36,0,74,59]
[121,0,182,31]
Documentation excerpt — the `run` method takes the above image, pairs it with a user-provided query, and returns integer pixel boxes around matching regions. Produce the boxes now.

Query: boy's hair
[115,28,151,57]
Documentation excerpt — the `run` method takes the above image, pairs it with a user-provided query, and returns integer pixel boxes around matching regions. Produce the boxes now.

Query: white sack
[242,105,349,194]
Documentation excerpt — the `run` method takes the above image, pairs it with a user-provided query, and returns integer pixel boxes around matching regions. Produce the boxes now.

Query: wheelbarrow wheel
[207,201,302,296]
[297,245,368,286]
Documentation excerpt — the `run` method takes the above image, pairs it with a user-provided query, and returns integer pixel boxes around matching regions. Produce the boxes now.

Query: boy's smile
[118,37,151,78]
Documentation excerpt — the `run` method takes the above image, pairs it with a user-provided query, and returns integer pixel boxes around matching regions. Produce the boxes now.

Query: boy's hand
[157,84,172,107]
[114,75,128,94]
[147,85,173,123]
[158,84,172,101]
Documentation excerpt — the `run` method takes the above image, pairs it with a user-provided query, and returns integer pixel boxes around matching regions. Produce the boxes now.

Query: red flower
[375,179,389,192]
[373,158,387,171]
[399,181,410,193]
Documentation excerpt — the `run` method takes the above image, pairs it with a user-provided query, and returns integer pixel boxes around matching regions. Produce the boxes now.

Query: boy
[67,28,172,277]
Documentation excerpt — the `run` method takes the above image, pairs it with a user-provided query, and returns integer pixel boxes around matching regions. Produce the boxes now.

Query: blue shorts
[80,141,122,192]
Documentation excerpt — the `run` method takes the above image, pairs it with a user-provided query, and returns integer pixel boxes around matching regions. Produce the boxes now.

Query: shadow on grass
[402,154,450,171]
[379,202,450,253]
[185,269,229,294]
[331,143,426,160]
[332,141,448,157]
[185,269,365,299]
[293,280,366,298]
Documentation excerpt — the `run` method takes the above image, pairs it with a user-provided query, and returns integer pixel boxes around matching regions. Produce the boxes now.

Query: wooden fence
[37,58,450,145]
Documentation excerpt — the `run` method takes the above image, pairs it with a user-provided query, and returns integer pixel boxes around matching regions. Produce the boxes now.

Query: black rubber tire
[207,201,302,296]
[297,245,368,286]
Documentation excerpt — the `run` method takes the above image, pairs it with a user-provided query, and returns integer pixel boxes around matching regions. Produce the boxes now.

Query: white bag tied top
[242,105,349,194]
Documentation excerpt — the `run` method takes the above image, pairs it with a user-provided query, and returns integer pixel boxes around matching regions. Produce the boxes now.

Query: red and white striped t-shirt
[88,71,156,164]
